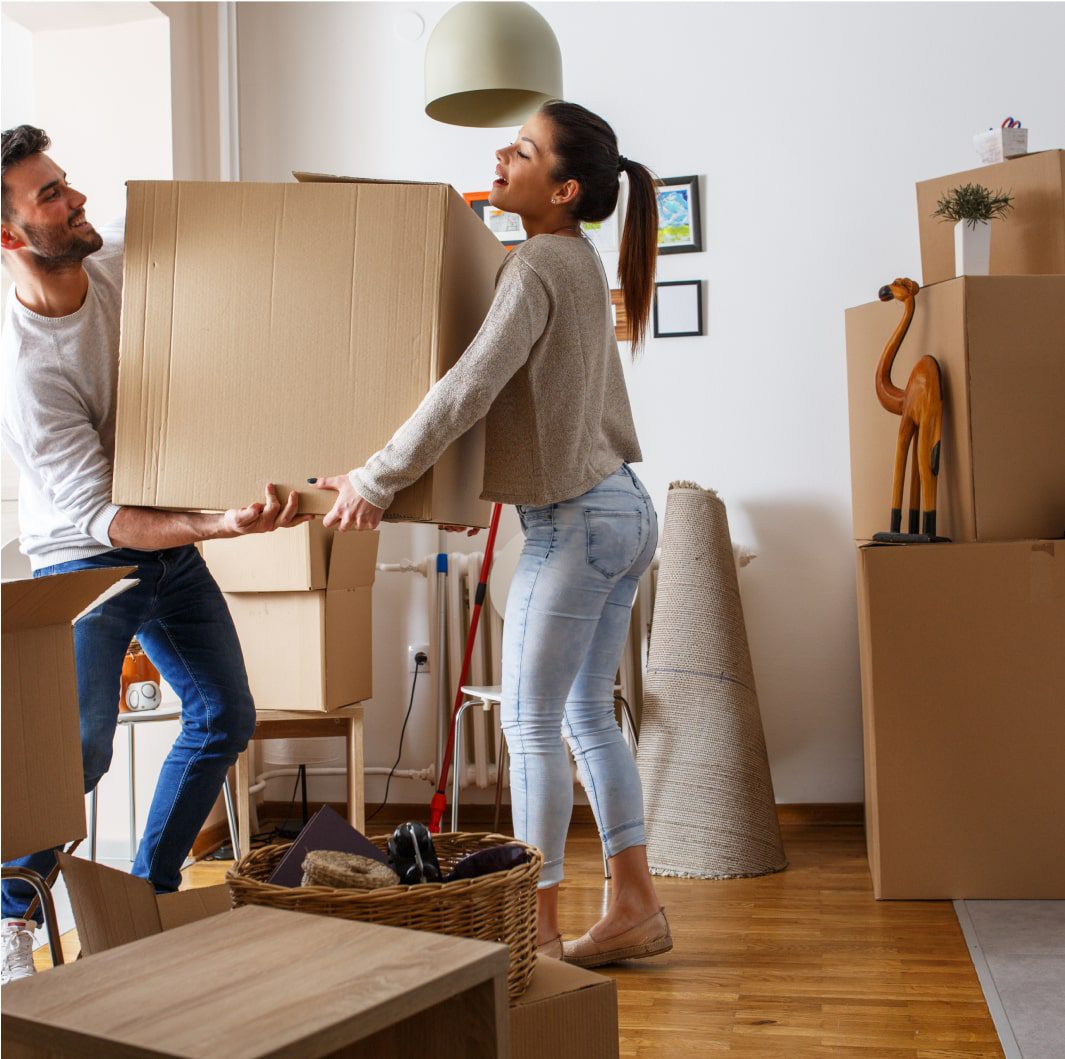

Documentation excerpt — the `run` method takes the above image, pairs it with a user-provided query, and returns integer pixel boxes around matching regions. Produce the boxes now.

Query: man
[0,126,305,982]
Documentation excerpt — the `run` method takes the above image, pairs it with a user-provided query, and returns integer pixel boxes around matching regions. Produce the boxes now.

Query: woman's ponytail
[539,100,658,355]
[618,159,658,355]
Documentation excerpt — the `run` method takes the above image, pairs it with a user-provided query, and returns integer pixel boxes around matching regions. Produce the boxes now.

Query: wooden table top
[2,905,509,1058]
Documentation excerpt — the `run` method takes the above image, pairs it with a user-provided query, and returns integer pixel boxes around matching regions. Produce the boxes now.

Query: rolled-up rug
[637,481,786,878]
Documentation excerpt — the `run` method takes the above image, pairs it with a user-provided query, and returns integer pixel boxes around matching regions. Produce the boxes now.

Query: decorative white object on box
[973,118,1028,165]
[955,220,991,276]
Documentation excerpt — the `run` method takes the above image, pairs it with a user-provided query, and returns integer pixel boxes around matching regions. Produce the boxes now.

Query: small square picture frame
[464,190,526,247]
[653,280,704,338]
[655,175,702,255]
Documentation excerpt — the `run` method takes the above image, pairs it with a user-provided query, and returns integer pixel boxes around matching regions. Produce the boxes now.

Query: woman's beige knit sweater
[350,233,642,510]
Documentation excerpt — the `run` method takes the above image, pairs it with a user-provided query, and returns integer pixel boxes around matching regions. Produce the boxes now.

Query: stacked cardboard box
[844,153,1065,899]
[203,522,379,712]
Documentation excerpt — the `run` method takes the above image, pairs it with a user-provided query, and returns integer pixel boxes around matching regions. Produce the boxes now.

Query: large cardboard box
[511,957,619,1059]
[113,175,507,525]
[856,540,1065,899]
[916,150,1065,285]
[57,853,230,956]
[844,276,1065,542]
[207,526,379,711]
[1,568,134,861]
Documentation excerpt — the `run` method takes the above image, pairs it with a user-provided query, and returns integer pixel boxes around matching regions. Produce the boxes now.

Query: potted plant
[933,183,1014,277]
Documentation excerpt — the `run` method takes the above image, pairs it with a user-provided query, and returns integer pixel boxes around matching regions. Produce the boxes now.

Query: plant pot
[955,220,991,276]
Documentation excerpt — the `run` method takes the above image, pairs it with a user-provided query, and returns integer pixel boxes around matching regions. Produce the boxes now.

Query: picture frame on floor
[655,175,702,254]
[653,280,704,338]
[464,190,526,247]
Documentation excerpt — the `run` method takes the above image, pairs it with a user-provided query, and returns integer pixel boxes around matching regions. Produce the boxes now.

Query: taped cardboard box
[511,957,619,1059]
[856,540,1065,899]
[113,176,507,526]
[844,275,1065,542]
[2,567,135,861]
[207,526,379,711]
[916,149,1065,285]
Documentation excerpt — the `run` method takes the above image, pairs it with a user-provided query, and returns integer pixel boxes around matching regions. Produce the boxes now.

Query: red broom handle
[428,503,504,833]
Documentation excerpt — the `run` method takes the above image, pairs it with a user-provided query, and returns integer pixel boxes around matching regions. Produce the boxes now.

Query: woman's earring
[550,197,557,205]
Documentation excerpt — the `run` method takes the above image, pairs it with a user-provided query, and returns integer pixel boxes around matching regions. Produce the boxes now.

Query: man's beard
[20,213,104,273]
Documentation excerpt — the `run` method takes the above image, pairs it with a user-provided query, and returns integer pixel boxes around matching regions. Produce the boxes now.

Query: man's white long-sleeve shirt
[1,221,124,570]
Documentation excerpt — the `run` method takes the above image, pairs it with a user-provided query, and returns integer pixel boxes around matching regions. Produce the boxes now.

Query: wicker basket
[226,832,541,998]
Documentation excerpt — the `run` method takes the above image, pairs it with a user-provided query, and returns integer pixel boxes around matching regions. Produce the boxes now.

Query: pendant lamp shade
[425,2,563,128]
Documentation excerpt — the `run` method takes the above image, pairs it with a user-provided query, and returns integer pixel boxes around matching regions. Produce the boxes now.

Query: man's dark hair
[2,125,51,220]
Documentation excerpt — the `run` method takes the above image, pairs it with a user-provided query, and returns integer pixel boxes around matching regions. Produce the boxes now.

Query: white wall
[233,1,1065,806]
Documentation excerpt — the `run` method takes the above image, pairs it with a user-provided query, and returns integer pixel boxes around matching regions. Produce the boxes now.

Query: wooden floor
[44,822,1002,1057]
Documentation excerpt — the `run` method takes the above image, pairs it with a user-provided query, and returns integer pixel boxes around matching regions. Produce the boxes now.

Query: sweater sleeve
[350,255,550,509]
[6,357,120,546]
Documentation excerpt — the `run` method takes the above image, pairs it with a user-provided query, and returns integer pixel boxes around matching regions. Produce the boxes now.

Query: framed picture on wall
[653,280,704,338]
[464,190,526,247]
[655,176,702,255]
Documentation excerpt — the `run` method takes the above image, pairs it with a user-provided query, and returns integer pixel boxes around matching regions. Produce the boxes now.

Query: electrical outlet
[408,643,430,673]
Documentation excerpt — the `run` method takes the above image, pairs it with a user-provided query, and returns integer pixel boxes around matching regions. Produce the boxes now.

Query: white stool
[87,704,240,863]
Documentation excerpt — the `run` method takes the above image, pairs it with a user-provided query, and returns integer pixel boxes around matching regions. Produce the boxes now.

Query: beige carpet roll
[637,482,786,878]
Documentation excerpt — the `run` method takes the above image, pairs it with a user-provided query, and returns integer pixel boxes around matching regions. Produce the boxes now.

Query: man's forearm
[107,506,232,550]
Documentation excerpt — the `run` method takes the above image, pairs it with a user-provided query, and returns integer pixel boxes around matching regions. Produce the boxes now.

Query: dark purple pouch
[445,843,528,882]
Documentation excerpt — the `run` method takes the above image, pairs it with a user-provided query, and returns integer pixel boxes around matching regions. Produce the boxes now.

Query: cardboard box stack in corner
[203,521,379,712]
[844,150,1065,899]
[58,854,620,1058]
[112,174,508,528]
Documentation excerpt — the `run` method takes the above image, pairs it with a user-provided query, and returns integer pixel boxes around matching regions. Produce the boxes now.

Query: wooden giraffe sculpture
[875,278,945,539]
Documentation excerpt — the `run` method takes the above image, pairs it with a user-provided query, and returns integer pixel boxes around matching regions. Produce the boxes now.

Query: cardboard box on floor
[844,275,1065,542]
[511,956,619,1059]
[112,175,507,527]
[205,524,379,711]
[57,853,230,956]
[916,149,1065,285]
[2,567,136,862]
[856,539,1065,900]
[58,855,619,1057]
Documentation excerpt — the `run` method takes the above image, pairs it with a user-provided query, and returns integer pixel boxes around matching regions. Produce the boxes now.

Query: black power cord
[367,654,427,822]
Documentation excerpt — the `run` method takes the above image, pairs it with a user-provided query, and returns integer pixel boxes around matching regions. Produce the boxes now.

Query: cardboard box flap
[57,853,164,956]
[1,566,136,632]
[327,529,379,589]
[294,171,447,187]
[512,955,613,1008]
[157,885,231,931]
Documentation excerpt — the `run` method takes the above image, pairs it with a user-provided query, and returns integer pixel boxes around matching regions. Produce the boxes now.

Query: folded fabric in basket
[268,805,391,887]
[445,843,528,882]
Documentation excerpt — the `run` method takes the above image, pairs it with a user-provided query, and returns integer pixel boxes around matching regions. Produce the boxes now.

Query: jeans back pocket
[584,510,642,579]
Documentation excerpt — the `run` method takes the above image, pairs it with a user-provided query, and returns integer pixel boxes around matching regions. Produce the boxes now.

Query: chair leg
[450,700,475,833]
[346,709,365,833]
[222,773,240,860]
[127,722,137,862]
[492,727,507,834]
[235,749,251,859]
[89,786,98,862]
[1,867,63,967]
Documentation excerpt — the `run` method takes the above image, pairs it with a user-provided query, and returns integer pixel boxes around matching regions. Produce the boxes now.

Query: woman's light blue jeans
[501,464,658,888]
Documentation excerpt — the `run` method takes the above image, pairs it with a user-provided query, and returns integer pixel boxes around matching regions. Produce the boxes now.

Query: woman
[314,100,670,968]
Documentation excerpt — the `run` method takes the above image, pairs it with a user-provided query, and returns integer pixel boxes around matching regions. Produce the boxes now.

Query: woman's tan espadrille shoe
[562,908,672,969]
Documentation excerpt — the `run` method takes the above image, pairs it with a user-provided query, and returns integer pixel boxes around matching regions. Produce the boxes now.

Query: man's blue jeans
[1,545,255,919]
[501,464,658,888]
